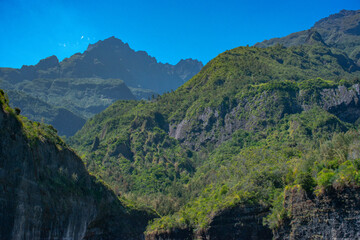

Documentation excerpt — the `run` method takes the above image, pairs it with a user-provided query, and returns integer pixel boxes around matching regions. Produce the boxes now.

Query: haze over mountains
[0,37,203,136]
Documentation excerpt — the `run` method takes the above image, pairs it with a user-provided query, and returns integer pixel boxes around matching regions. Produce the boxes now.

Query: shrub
[296,171,316,193]
[316,168,335,188]
[15,107,21,115]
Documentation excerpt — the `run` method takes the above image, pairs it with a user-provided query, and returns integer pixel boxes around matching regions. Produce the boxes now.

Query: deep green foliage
[70,44,360,234]
[5,90,86,136]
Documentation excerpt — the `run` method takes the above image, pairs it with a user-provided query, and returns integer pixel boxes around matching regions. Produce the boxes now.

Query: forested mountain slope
[70,37,360,238]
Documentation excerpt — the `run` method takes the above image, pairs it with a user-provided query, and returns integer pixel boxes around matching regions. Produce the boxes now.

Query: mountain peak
[305,30,327,46]
[35,55,59,70]
[20,55,59,70]
[176,58,203,67]
[3,36,203,94]
[87,36,128,51]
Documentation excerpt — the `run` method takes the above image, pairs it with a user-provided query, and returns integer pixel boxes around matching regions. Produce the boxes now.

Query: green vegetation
[1,88,156,214]
[6,90,86,136]
[1,87,157,240]
[146,108,351,232]
[12,77,135,119]
[71,100,197,215]
[1,88,67,148]
[70,43,360,235]
[0,37,203,138]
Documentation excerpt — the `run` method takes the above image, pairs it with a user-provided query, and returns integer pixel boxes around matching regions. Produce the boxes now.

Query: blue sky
[1,0,360,68]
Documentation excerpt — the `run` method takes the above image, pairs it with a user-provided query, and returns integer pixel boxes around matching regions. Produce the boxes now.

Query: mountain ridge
[255,9,360,65]
[0,36,203,136]
[1,36,203,94]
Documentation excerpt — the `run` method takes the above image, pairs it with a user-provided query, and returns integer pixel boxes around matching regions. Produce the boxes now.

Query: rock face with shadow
[197,204,272,240]
[146,204,272,240]
[0,90,154,240]
[274,186,360,240]
[169,83,360,151]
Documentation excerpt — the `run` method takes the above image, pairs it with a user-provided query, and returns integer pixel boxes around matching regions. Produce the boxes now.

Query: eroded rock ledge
[146,204,272,240]
[275,186,360,240]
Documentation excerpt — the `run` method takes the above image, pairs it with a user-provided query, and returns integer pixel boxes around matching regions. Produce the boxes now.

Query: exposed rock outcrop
[146,229,193,240]
[198,204,272,240]
[275,186,360,239]
[145,204,272,240]
[170,84,360,150]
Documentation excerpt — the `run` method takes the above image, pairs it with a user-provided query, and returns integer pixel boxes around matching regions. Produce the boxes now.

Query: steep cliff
[146,204,271,240]
[0,90,153,239]
[199,204,271,240]
[275,186,360,240]
[170,82,360,150]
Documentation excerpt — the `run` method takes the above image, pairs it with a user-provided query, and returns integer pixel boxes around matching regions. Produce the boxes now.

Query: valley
[1,8,360,240]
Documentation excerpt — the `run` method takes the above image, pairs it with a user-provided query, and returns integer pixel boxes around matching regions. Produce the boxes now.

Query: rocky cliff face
[145,204,272,240]
[197,204,272,240]
[145,186,360,240]
[0,90,153,239]
[169,84,360,150]
[275,186,360,240]
[169,90,299,150]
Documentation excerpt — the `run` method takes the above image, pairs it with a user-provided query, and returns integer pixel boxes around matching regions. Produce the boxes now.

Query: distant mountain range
[0,37,203,136]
